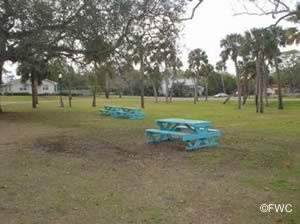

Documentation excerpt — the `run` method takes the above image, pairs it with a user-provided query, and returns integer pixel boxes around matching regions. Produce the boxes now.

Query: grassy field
[0,96,299,224]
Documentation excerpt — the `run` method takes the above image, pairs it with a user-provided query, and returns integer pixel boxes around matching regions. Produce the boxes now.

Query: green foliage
[273,50,300,92]
[220,34,244,62]
[188,48,208,72]
[215,61,227,72]
[17,58,50,85]
[84,37,113,64]
[223,74,238,94]
[172,82,193,97]
[48,59,89,90]
[208,72,237,95]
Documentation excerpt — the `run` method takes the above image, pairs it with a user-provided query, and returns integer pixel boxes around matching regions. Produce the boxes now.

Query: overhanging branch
[180,0,204,21]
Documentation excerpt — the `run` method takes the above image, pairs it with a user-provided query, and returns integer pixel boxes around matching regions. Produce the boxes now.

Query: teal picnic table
[145,118,221,151]
[99,105,145,120]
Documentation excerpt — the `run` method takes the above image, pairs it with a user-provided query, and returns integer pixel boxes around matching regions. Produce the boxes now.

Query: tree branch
[180,0,204,21]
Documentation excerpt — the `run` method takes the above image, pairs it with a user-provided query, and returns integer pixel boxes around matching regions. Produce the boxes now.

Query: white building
[1,79,57,95]
[161,78,204,96]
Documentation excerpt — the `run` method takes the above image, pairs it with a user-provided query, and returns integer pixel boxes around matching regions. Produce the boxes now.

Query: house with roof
[1,79,57,95]
[161,78,204,97]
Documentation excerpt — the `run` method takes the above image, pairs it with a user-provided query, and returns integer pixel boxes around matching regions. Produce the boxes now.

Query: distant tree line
[0,0,205,111]
[0,0,299,114]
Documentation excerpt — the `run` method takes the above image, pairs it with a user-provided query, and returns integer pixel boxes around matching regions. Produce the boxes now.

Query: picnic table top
[156,118,211,127]
[104,105,142,110]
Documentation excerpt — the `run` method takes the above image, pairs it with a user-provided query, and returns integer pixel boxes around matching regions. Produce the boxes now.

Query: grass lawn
[0,96,299,224]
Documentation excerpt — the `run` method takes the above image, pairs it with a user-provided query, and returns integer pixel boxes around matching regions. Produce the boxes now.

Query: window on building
[19,85,27,91]
[43,85,49,90]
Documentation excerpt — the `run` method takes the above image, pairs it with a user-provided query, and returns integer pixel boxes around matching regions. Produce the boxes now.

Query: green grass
[0,96,299,224]
[1,95,36,101]
[270,179,291,191]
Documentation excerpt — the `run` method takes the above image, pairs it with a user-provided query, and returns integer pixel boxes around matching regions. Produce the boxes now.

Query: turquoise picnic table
[99,105,145,120]
[145,118,221,151]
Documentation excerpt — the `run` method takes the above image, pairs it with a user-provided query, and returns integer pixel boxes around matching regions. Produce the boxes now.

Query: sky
[3,0,300,81]
[180,0,300,73]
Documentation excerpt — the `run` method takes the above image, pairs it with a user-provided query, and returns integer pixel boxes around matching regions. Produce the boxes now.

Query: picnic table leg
[207,136,219,147]
[147,133,169,143]
[184,136,220,151]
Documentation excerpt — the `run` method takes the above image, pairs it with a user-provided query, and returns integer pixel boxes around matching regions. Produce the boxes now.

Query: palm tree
[201,63,214,101]
[220,34,244,109]
[158,40,178,103]
[188,48,208,104]
[256,29,275,107]
[130,35,147,109]
[146,40,171,103]
[145,62,161,103]
[243,29,268,113]
[239,59,256,105]
[285,27,300,45]
[169,57,183,102]
[215,60,227,93]
[271,26,300,110]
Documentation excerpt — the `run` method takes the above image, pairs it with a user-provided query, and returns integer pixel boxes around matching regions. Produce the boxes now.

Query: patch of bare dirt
[33,135,120,158]
[32,134,191,165]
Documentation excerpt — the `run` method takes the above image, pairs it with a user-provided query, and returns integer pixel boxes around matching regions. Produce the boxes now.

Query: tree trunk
[31,83,36,108]
[255,67,259,112]
[221,73,226,93]
[119,88,123,98]
[256,52,264,113]
[0,33,5,113]
[242,79,249,105]
[68,89,72,108]
[0,60,3,113]
[259,56,264,113]
[60,95,64,108]
[35,94,39,105]
[169,62,177,103]
[193,77,198,104]
[150,80,158,103]
[274,55,283,110]
[205,77,208,101]
[262,62,269,107]
[31,74,37,109]
[34,79,39,105]
[104,72,110,99]
[242,95,249,105]
[169,81,174,103]
[140,74,145,109]
[165,78,169,103]
[92,86,96,107]
[234,58,242,109]
[92,63,97,107]
[223,90,235,104]
[0,94,2,113]
[139,48,145,109]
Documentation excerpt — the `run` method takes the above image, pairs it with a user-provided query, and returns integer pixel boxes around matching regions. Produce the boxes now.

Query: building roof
[1,79,57,86]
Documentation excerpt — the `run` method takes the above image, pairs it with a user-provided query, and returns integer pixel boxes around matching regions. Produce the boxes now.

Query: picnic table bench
[145,118,221,151]
[98,105,145,120]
